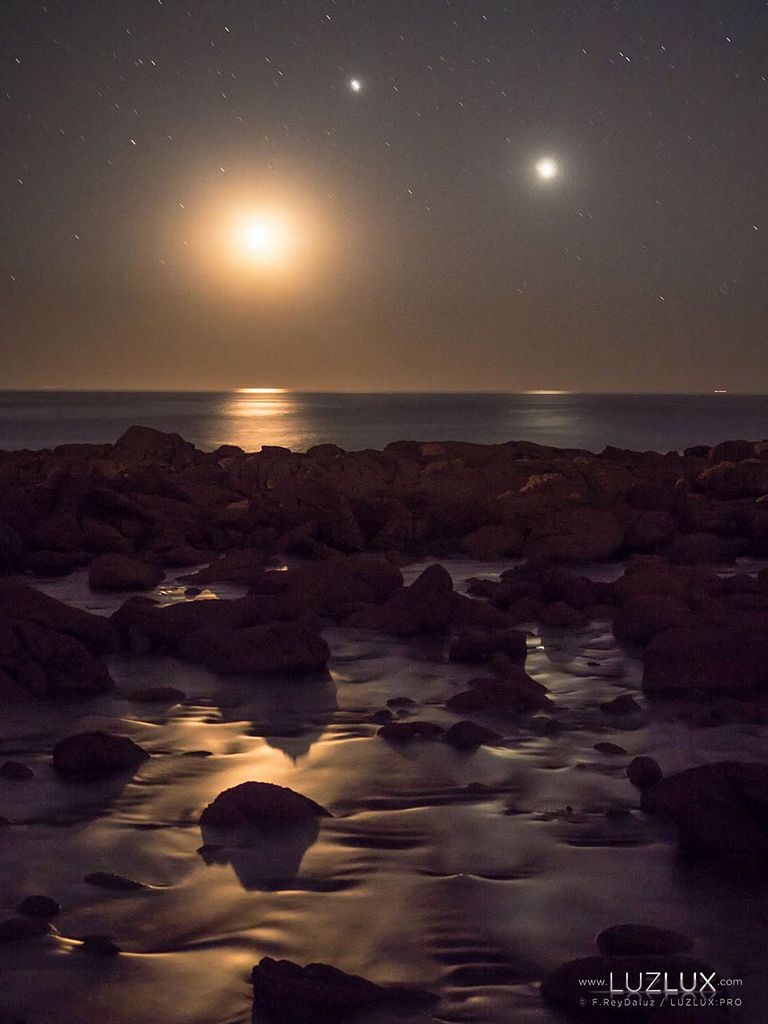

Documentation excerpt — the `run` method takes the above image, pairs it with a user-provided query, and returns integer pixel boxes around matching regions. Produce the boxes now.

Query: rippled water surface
[1,391,768,452]
[2,560,768,1023]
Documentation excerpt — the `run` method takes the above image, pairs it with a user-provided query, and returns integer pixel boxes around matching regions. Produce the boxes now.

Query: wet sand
[2,558,767,1023]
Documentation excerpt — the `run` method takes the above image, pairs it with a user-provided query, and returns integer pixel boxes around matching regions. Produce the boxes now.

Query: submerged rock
[377,721,445,742]
[251,956,435,1022]
[200,781,331,829]
[84,872,146,891]
[52,731,149,781]
[443,720,502,750]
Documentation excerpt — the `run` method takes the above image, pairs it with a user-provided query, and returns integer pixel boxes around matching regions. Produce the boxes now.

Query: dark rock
[178,621,330,675]
[643,625,768,697]
[460,523,524,560]
[0,916,55,941]
[613,595,692,646]
[112,424,198,467]
[345,563,455,635]
[666,532,742,565]
[88,553,164,592]
[601,695,643,716]
[448,627,527,664]
[78,934,122,955]
[594,742,627,756]
[443,720,502,750]
[0,761,33,780]
[386,696,415,708]
[377,721,445,742]
[16,895,61,918]
[52,731,149,781]
[641,761,768,860]
[84,872,146,891]
[597,923,693,956]
[251,956,435,1022]
[627,756,663,789]
[200,781,331,829]
[525,507,624,562]
[446,670,553,716]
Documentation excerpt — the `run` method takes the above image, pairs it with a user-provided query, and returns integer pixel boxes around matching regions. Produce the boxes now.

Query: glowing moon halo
[535,157,559,181]
[239,214,291,264]
[349,78,362,92]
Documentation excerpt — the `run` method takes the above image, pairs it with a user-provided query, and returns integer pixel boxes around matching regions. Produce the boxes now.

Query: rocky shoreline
[2,426,768,1022]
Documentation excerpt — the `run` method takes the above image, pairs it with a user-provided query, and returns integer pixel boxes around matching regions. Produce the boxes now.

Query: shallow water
[2,560,767,1023]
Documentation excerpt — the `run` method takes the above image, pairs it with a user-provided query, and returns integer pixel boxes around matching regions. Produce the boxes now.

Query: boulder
[643,625,768,697]
[460,523,524,560]
[88,554,164,592]
[448,627,527,664]
[443,720,502,750]
[345,563,456,635]
[601,695,642,716]
[377,721,445,742]
[446,670,553,716]
[665,532,742,565]
[111,425,198,468]
[200,781,330,829]
[16,895,61,918]
[641,761,768,860]
[84,872,145,891]
[525,507,624,562]
[251,957,435,1022]
[52,732,149,781]
[613,595,691,646]
[627,756,662,789]
[178,622,330,675]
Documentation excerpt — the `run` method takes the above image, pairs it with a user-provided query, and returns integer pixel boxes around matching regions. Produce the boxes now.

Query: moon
[535,157,559,181]
[240,215,291,263]
[349,78,362,93]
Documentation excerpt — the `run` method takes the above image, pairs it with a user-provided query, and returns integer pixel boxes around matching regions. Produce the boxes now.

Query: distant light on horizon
[525,388,572,395]
[236,387,287,394]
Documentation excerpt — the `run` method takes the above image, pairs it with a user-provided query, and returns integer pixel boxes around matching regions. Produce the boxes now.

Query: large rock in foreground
[640,761,768,861]
[52,731,149,782]
[200,782,330,829]
[0,582,116,700]
[251,957,435,1022]
[88,554,164,592]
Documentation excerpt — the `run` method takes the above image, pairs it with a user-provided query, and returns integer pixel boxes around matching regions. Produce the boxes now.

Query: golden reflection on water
[220,388,301,449]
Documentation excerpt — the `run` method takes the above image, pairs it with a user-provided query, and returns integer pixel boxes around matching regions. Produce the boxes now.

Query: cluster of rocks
[1,426,768,582]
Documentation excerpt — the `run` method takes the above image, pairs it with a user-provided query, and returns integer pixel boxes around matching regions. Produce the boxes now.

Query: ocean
[0,390,766,453]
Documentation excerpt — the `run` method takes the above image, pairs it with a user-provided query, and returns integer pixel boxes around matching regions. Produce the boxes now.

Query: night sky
[1,0,767,391]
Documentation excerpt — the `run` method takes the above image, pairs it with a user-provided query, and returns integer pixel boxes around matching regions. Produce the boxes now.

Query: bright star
[535,157,559,181]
